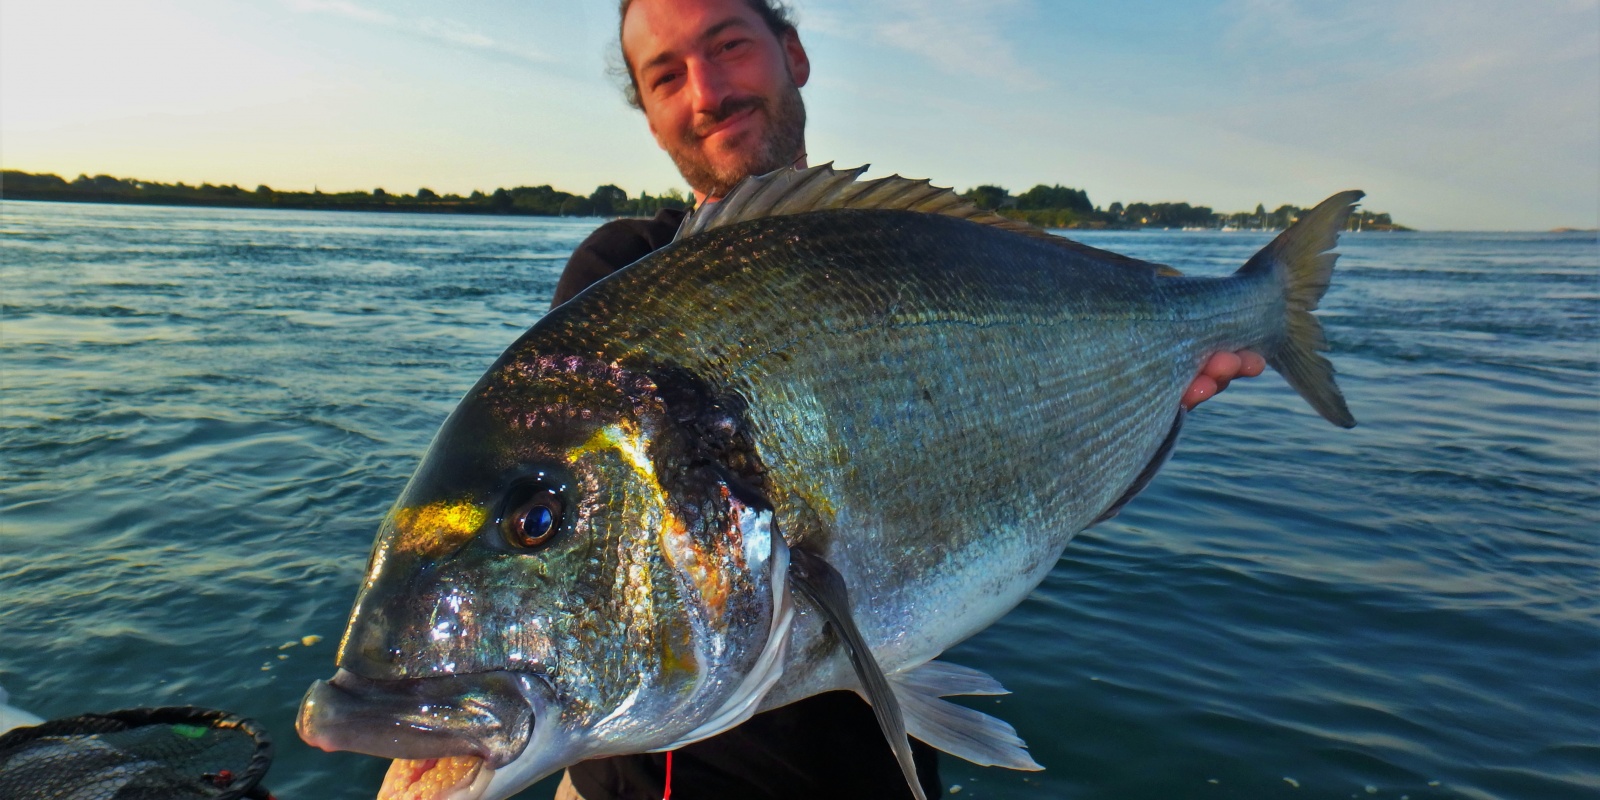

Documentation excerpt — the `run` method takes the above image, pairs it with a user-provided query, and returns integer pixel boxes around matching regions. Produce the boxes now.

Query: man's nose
[686,60,733,115]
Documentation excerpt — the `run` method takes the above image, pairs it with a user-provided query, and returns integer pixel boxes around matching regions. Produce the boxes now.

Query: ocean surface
[1,200,1595,800]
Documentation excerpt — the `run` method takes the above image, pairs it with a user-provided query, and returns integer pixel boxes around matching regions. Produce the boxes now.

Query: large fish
[298,165,1359,800]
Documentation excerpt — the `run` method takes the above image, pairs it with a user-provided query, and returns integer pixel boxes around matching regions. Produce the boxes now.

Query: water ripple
[3,203,1596,798]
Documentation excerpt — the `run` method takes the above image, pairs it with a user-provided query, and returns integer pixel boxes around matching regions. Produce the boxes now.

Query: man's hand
[1180,350,1266,410]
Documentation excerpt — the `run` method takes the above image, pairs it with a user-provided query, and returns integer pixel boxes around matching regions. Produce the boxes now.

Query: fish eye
[498,481,565,551]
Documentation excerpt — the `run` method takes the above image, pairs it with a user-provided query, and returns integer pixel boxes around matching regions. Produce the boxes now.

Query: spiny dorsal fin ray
[675,163,1180,276]
[678,162,1058,244]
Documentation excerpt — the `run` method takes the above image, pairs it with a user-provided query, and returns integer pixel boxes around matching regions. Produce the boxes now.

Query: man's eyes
[647,38,750,91]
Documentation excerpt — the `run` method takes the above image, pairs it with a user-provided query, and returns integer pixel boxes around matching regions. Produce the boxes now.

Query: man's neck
[694,154,809,206]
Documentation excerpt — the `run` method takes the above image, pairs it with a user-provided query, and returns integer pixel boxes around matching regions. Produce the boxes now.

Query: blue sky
[2,0,1596,230]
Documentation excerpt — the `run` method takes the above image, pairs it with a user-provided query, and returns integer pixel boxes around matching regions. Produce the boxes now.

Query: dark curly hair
[614,0,797,110]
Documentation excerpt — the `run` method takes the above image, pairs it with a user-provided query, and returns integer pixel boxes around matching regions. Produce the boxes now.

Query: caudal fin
[1236,191,1362,428]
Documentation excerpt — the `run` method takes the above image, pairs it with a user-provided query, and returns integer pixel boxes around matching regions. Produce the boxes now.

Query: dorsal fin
[674,163,1181,276]
[676,163,1051,243]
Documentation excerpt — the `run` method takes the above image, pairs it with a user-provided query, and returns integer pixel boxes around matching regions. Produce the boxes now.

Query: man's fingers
[1201,351,1243,381]
[1181,375,1218,410]
[1186,350,1264,410]
[1239,350,1266,377]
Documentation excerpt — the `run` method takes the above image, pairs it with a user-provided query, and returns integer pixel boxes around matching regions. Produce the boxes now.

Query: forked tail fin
[1235,191,1362,428]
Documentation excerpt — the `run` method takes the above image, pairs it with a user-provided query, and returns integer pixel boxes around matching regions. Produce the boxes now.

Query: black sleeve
[551,207,687,308]
[568,691,942,800]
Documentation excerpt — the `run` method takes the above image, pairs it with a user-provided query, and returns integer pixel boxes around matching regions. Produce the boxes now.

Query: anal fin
[1091,408,1185,526]
[891,661,1043,771]
[787,547,927,800]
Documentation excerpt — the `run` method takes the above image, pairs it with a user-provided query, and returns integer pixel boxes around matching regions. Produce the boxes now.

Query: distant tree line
[2,170,1405,230]
[961,183,1407,231]
[1,171,689,218]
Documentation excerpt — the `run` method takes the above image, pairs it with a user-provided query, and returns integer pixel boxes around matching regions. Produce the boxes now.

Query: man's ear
[782,30,810,88]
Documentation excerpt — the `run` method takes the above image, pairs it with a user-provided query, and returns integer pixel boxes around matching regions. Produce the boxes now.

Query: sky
[2,0,1596,231]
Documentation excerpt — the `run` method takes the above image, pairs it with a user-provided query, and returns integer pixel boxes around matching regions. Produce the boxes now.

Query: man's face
[622,0,809,201]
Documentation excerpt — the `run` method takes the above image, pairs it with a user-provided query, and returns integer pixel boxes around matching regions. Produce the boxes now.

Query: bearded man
[552,1,1260,797]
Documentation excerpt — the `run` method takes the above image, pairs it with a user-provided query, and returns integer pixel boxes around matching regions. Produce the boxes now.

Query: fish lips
[297,668,539,769]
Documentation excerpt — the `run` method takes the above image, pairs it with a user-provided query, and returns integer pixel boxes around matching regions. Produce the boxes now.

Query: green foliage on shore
[960,184,1410,231]
[2,170,1407,230]
[1,171,690,218]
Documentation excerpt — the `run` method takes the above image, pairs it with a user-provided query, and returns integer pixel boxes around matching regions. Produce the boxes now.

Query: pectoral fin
[890,661,1042,771]
[787,547,927,800]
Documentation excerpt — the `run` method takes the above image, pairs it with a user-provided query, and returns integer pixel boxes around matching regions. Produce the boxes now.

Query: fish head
[298,353,791,799]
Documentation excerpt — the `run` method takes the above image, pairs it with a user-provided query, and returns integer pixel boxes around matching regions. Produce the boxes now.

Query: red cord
[663,750,673,800]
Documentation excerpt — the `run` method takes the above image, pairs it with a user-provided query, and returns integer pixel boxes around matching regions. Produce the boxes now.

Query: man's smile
[694,99,764,145]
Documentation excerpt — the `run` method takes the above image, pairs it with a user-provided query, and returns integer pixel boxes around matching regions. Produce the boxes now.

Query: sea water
[1,201,1595,799]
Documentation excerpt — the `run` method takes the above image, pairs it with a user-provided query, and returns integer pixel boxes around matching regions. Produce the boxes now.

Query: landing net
[0,706,273,800]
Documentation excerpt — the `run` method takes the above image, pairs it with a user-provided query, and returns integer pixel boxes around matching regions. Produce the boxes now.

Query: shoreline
[15,196,1594,234]
[3,169,1413,232]
[2,194,1438,233]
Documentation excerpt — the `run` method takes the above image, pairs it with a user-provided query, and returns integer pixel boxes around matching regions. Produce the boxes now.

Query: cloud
[803,0,1046,91]
[1210,0,1599,228]
[284,0,552,66]
[1214,0,1598,151]
[286,0,394,26]
[1220,0,1598,100]
[416,17,498,51]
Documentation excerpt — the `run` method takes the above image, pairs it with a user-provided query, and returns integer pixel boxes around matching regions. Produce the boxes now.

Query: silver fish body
[299,169,1359,800]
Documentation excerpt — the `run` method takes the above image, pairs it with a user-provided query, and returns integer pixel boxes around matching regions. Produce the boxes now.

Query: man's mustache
[691,95,766,139]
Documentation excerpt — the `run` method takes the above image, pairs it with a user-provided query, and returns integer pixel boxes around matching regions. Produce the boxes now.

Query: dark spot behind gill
[646,364,769,497]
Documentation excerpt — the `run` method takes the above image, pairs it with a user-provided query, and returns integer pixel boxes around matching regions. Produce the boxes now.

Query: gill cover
[301,353,793,794]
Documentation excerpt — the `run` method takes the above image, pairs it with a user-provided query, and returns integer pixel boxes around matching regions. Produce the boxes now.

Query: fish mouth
[297,669,537,770]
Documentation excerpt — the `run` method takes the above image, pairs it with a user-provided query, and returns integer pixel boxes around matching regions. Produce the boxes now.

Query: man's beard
[666,81,806,201]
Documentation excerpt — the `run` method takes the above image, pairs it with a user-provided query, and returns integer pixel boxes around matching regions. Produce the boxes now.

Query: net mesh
[0,707,272,800]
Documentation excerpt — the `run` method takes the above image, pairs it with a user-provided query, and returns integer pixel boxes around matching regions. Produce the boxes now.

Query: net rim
[0,705,274,799]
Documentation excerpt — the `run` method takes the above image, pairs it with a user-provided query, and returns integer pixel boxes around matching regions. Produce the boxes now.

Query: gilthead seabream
[298,165,1360,800]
